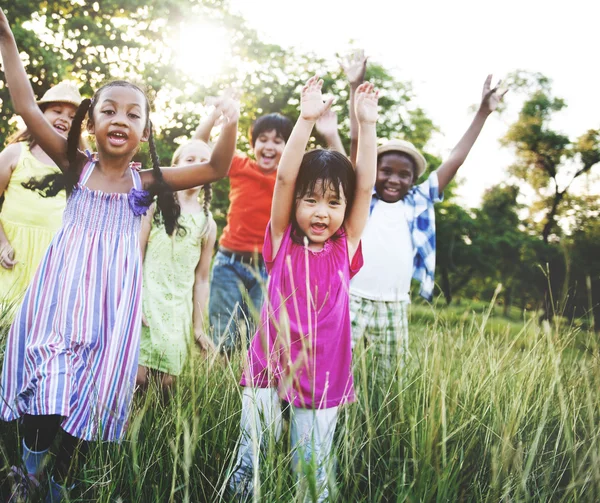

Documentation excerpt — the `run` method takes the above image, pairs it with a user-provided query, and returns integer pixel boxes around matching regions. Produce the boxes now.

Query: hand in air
[300,75,334,122]
[315,109,340,138]
[480,74,508,114]
[340,49,368,86]
[0,242,17,270]
[205,89,240,125]
[354,82,379,125]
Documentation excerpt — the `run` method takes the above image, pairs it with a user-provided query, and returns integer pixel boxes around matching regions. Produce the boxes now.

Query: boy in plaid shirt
[344,54,506,372]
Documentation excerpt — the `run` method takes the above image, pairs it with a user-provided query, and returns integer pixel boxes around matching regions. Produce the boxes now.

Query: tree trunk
[440,265,452,305]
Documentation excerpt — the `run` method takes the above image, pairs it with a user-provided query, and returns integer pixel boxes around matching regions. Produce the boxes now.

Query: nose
[111,113,127,127]
[314,203,327,217]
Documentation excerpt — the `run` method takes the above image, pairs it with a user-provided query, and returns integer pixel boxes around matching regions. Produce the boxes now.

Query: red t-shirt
[219,155,277,253]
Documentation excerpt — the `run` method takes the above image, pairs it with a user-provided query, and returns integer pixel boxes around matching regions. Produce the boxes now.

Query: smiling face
[42,102,78,138]
[171,140,212,195]
[88,85,149,156]
[294,179,347,249]
[375,152,416,203]
[252,129,286,173]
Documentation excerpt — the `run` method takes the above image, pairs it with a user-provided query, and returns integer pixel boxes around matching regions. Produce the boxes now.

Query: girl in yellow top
[0,81,82,315]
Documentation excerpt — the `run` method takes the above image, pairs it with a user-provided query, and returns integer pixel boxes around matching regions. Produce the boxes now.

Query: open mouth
[310,222,327,234]
[261,153,276,162]
[108,131,128,146]
[53,124,67,134]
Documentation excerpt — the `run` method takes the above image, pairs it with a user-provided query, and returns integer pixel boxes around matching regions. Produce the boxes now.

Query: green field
[1,299,599,502]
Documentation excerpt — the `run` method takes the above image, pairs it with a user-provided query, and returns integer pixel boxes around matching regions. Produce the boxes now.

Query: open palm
[300,76,333,122]
[481,74,508,113]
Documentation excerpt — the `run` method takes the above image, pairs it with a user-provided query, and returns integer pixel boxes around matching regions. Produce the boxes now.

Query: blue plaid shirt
[369,172,443,301]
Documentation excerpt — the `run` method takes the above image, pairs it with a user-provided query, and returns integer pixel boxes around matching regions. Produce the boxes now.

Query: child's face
[42,103,78,138]
[171,141,212,195]
[375,153,415,203]
[88,86,149,156]
[253,129,285,173]
[295,179,347,248]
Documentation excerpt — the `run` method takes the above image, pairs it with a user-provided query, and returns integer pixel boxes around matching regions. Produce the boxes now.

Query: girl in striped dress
[0,9,239,501]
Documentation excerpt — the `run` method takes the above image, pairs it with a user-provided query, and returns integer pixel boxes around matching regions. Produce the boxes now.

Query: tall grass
[0,297,599,502]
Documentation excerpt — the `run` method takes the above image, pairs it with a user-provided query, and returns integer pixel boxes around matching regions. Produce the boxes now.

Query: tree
[501,71,600,243]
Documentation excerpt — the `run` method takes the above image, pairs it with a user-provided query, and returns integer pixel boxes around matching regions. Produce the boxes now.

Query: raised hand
[300,75,334,122]
[315,109,339,139]
[480,74,508,114]
[354,82,379,125]
[205,90,240,124]
[340,49,367,86]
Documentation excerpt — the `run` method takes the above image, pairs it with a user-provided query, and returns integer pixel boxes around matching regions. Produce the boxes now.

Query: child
[0,81,82,317]
[0,9,238,501]
[349,71,507,372]
[195,103,345,353]
[136,137,217,391]
[228,76,379,501]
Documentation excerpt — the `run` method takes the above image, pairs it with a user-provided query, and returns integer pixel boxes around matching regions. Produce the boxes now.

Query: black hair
[291,149,356,244]
[377,151,418,182]
[250,113,293,147]
[23,80,181,235]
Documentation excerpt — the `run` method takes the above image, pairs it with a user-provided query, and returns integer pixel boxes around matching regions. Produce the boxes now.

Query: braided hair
[23,80,181,235]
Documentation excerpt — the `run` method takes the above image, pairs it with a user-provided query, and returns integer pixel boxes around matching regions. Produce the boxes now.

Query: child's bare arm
[316,109,346,156]
[0,9,75,171]
[192,107,221,143]
[270,76,333,255]
[193,218,217,351]
[436,75,507,193]
[344,82,379,258]
[142,96,239,190]
[138,204,155,262]
[340,50,367,166]
[0,144,22,269]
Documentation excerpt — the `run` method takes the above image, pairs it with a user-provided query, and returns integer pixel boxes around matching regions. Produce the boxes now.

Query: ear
[86,121,95,135]
[141,127,150,143]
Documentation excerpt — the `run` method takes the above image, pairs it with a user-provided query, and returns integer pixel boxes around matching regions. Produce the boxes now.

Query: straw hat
[377,139,427,178]
[37,81,82,108]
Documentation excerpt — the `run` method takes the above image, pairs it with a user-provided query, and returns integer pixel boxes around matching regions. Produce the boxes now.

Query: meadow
[1,296,599,502]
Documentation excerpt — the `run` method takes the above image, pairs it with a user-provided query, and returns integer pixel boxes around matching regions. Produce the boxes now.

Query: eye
[128,113,140,119]
[185,157,195,163]
[304,198,317,204]
[101,109,114,115]
[330,200,341,206]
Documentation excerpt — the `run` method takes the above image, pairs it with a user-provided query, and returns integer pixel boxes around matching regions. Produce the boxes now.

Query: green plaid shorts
[350,294,409,364]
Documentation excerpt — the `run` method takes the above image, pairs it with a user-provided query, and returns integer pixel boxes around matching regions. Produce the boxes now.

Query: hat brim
[37,99,81,108]
[377,143,427,178]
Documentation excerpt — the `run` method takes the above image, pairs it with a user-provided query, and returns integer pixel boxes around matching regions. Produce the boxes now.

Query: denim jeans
[208,251,267,351]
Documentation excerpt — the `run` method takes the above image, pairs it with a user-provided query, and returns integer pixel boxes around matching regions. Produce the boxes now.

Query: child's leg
[45,431,89,503]
[374,300,409,375]
[290,406,338,503]
[208,255,246,351]
[21,414,62,476]
[136,365,149,388]
[229,387,282,496]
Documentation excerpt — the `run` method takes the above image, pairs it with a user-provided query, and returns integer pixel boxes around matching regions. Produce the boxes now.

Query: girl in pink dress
[229,76,379,501]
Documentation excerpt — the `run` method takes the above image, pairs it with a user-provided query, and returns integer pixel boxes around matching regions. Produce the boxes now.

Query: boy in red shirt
[195,109,343,351]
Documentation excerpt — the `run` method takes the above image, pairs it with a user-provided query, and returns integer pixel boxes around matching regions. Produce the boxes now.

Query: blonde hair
[171,140,213,237]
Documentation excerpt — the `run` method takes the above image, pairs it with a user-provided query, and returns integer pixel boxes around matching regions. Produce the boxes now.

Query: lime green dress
[138,211,209,376]
[0,143,66,314]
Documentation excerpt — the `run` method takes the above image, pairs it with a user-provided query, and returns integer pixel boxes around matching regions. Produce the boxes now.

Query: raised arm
[193,218,217,351]
[192,107,221,143]
[436,75,507,193]
[270,76,333,254]
[340,50,367,166]
[315,109,346,156]
[344,82,378,256]
[141,96,239,191]
[0,9,70,170]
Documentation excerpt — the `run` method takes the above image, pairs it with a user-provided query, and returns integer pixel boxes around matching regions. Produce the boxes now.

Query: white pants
[229,387,338,502]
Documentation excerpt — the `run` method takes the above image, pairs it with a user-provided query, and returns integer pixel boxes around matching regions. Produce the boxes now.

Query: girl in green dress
[136,139,217,390]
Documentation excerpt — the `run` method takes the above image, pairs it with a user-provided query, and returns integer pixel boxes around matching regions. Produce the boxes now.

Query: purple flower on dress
[128,188,152,216]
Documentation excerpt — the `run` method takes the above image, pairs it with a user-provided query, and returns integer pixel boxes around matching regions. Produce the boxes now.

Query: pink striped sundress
[0,157,150,441]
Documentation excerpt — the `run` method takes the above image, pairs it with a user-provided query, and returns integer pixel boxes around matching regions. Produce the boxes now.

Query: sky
[229,0,600,207]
